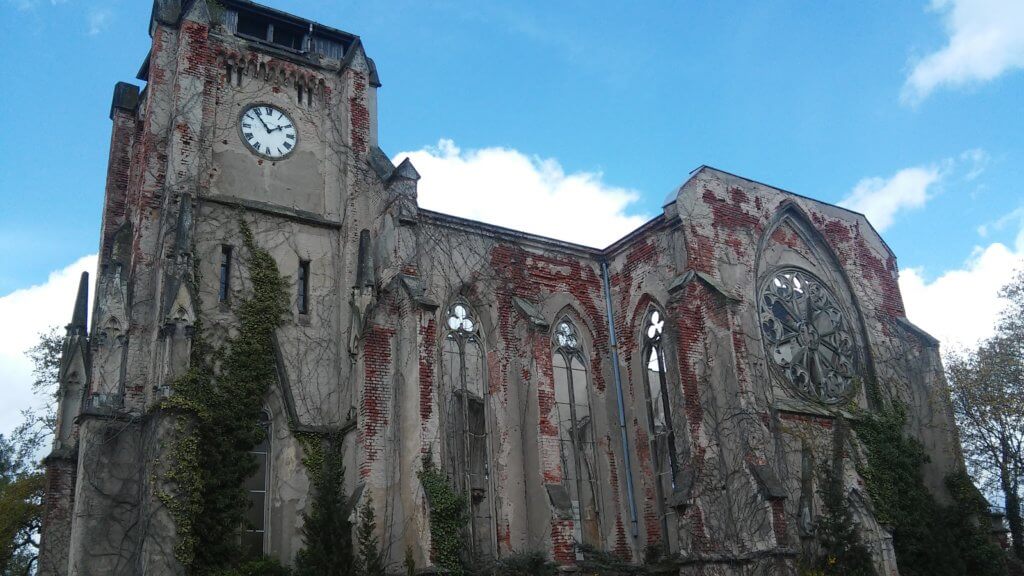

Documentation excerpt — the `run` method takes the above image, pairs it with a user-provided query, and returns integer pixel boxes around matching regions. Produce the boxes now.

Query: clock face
[240,105,297,159]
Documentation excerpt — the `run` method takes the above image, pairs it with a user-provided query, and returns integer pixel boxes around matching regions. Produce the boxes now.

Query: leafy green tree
[354,495,385,576]
[0,422,45,575]
[946,268,1024,560]
[808,465,876,576]
[25,327,62,435]
[294,435,354,576]
[0,327,62,575]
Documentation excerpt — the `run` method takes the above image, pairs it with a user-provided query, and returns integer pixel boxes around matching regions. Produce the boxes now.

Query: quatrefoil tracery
[555,321,579,350]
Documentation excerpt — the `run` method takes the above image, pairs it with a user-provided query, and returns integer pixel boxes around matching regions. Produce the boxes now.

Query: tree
[947,268,1024,560]
[22,326,62,439]
[293,434,354,576]
[0,328,62,574]
[809,465,876,576]
[0,421,45,575]
[354,495,384,576]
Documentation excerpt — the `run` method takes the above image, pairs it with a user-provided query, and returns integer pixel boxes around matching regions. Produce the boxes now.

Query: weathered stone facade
[37,1,964,574]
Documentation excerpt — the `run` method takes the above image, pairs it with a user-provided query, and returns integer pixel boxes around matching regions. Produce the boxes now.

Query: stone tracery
[759,267,856,404]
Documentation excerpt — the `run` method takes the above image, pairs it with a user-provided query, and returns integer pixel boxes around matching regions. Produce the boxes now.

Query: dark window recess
[236,12,271,41]
[297,260,310,314]
[219,246,232,303]
[272,24,306,51]
[243,411,271,558]
[236,11,306,51]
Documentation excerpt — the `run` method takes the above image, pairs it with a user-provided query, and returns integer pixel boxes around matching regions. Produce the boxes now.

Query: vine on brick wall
[159,220,288,574]
[854,405,1006,576]
[418,454,467,575]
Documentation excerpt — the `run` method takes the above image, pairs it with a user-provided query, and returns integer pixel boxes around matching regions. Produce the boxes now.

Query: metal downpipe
[601,259,639,537]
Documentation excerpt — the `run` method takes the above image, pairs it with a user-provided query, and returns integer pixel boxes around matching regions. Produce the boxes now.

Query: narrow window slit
[297,260,310,314]
[219,245,232,303]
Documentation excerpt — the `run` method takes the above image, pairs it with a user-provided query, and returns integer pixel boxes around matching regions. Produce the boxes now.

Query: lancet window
[243,410,271,557]
[441,302,494,559]
[552,319,601,549]
[642,308,680,551]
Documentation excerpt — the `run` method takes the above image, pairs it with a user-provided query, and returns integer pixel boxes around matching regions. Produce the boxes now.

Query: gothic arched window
[642,308,680,551]
[243,410,271,557]
[552,319,601,549]
[441,302,494,559]
[759,268,856,404]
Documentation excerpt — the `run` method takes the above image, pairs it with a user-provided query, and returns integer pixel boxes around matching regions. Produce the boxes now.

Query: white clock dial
[240,105,297,159]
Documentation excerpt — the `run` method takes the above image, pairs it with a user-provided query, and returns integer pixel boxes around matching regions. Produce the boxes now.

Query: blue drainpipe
[601,259,639,537]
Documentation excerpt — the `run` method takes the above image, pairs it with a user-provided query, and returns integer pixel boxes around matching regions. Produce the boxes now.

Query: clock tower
[37,1,418,573]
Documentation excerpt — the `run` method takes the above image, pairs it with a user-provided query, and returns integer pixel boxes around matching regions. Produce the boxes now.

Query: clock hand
[255,112,272,131]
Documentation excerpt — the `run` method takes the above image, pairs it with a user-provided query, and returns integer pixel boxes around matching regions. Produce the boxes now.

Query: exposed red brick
[360,324,394,477]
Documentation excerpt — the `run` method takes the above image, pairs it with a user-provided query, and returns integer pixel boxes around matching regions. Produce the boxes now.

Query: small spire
[70,272,89,335]
[392,157,421,182]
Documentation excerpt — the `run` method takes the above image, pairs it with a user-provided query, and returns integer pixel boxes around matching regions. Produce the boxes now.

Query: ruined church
[37,1,965,574]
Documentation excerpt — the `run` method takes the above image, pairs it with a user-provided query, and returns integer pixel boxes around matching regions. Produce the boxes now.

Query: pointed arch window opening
[552,319,602,552]
[243,410,271,558]
[643,309,681,552]
[441,302,495,560]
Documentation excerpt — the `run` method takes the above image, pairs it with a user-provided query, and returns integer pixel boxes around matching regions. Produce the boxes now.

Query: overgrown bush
[418,455,467,575]
[213,558,293,576]
[468,550,558,576]
[855,405,1006,576]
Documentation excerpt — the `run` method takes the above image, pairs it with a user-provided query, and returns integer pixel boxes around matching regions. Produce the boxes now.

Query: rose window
[759,268,855,404]
[555,321,579,350]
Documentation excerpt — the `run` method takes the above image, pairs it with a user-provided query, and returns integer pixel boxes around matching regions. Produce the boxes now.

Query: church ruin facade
[37,1,964,574]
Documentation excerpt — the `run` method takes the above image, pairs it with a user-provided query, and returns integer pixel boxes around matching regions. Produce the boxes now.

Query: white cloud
[901,241,1023,350]
[903,0,1024,104]
[901,204,1024,349]
[87,8,112,36]
[839,150,988,232]
[393,139,650,248]
[840,166,943,232]
[0,254,96,437]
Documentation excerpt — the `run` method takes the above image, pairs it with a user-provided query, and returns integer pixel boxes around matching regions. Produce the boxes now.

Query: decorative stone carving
[759,267,855,404]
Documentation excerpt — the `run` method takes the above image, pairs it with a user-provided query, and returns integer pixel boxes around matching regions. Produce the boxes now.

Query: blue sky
[1,0,1023,432]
